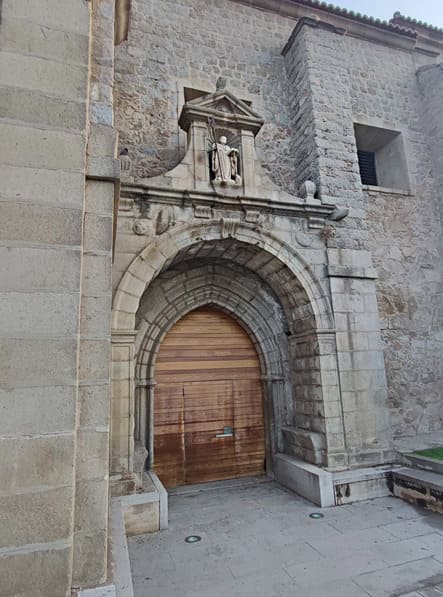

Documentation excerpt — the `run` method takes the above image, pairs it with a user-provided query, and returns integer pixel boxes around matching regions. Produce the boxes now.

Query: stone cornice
[121,182,336,220]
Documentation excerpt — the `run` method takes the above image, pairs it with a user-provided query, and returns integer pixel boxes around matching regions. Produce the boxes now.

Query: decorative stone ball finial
[216,77,227,91]
[299,180,318,202]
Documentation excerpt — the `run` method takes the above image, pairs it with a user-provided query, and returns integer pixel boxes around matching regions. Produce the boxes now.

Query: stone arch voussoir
[112,220,334,334]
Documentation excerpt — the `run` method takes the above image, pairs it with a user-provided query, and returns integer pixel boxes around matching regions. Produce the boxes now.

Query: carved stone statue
[211,136,241,184]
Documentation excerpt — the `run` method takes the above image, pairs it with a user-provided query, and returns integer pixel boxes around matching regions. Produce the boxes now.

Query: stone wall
[112,1,443,451]
[0,0,117,594]
[114,0,296,191]
[342,35,443,437]
[279,18,443,439]
[0,1,91,594]
[283,21,391,464]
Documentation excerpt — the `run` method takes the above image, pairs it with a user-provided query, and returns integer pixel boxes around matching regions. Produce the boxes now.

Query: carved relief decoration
[194,205,212,219]
[155,208,173,235]
[133,219,150,236]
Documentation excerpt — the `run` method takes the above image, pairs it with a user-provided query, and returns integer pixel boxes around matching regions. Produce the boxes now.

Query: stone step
[398,452,443,475]
[391,466,443,514]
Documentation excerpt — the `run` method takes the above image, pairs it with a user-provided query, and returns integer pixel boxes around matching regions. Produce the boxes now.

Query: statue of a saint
[211,136,241,183]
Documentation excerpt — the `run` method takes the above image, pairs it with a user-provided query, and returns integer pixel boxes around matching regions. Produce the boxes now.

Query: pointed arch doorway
[153,306,266,488]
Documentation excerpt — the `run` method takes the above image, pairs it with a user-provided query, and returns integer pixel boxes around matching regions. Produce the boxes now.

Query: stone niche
[143,82,297,202]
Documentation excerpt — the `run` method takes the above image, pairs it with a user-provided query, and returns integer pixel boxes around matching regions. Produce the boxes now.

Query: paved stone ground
[128,478,443,597]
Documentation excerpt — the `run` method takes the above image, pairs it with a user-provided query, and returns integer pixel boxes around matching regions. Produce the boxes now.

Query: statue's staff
[208,116,220,181]
[207,116,217,146]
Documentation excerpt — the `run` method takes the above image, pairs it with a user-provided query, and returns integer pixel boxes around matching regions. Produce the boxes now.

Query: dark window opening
[357,150,378,186]
[353,123,410,191]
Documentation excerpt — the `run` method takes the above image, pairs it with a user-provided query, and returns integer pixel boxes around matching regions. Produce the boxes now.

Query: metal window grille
[357,150,378,186]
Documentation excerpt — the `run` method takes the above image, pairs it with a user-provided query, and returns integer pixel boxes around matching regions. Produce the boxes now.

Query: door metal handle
[215,426,233,438]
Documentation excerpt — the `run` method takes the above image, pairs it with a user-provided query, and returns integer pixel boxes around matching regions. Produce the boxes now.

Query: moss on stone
[415,448,443,461]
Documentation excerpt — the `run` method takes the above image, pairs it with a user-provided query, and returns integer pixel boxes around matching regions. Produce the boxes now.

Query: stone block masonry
[0,0,118,594]
[114,0,297,192]
[0,0,442,593]
[0,0,91,594]
[344,35,443,437]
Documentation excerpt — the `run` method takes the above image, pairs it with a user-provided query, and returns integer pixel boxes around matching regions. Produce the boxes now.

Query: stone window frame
[353,118,414,195]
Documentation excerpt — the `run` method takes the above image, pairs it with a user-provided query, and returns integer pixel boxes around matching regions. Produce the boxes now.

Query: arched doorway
[153,306,266,488]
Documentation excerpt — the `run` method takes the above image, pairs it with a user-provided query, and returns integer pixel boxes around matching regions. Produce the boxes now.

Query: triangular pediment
[179,88,264,136]
[187,90,262,119]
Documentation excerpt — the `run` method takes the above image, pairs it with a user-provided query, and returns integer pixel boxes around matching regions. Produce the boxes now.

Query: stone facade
[113,0,443,446]
[0,0,442,595]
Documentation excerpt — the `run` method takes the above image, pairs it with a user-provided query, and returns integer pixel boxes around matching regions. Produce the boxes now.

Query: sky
[332,0,443,28]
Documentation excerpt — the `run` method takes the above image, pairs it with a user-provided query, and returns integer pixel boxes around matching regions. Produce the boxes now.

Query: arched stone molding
[133,263,292,477]
[112,220,334,333]
[110,221,346,493]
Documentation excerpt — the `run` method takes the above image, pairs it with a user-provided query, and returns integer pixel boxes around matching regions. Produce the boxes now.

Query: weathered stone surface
[0,87,87,131]
[82,254,113,296]
[0,52,88,102]
[86,180,116,214]
[0,0,114,594]
[0,246,81,293]
[83,213,114,252]
[0,122,86,171]
[0,386,76,436]
[0,486,73,548]
[0,203,83,246]
[0,435,75,494]
[2,0,91,35]
[75,429,110,482]
[0,338,79,388]
[0,547,72,597]
[0,164,85,209]
[0,15,90,65]
[0,292,79,337]
[73,529,108,587]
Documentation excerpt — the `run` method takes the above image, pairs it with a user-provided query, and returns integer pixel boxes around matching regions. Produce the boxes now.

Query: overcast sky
[334,0,443,28]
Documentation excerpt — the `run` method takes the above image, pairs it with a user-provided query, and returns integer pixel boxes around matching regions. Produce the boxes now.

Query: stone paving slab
[128,479,443,597]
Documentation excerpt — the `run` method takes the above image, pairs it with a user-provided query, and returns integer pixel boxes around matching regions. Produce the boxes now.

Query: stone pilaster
[72,0,118,587]
[327,248,392,466]
[110,331,137,495]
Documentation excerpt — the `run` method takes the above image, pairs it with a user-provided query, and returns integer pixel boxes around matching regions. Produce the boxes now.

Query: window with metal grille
[354,123,410,191]
[357,150,378,186]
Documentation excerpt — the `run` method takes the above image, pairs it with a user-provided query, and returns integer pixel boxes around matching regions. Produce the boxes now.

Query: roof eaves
[291,1,417,38]
[390,11,443,35]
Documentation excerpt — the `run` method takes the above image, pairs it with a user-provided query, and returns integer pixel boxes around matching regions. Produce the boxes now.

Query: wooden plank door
[233,379,266,477]
[183,380,235,484]
[153,382,185,487]
[154,307,265,488]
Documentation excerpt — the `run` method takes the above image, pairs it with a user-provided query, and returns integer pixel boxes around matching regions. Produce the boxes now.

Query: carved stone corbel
[220,217,240,239]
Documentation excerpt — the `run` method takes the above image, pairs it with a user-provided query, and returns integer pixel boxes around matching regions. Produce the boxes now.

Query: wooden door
[154,307,265,488]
